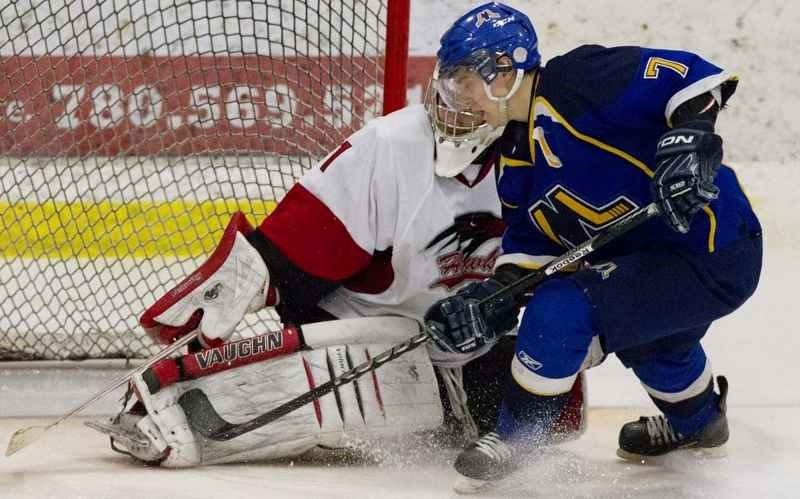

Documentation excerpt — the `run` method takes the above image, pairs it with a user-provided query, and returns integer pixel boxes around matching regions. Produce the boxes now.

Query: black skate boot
[617,375,729,461]
[452,432,518,494]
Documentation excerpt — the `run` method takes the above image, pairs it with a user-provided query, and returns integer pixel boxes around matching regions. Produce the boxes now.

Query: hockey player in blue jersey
[423,2,763,491]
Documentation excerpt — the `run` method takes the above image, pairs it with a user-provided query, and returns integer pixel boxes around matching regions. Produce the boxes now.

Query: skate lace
[645,416,680,445]
[473,432,513,463]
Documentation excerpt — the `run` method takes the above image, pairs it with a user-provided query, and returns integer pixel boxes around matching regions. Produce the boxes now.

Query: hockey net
[0,0,410,360]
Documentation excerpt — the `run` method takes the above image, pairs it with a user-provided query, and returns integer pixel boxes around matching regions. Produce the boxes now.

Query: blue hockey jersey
[496,45,761,266]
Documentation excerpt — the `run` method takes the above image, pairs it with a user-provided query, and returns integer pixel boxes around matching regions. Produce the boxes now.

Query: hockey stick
[479,202,661,317]
[182,202,661,442]
[4,331,199,457]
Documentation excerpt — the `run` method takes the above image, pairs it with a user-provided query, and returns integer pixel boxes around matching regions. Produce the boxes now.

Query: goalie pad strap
[140,326,302,394]
[140,317,417,394]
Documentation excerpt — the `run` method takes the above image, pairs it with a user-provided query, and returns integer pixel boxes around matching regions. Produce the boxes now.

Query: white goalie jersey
[88,106,510,468]
[260,104,504,322]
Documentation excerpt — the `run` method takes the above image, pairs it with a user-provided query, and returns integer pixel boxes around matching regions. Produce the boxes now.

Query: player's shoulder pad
[538,44,642,122]
[637,47,732,121]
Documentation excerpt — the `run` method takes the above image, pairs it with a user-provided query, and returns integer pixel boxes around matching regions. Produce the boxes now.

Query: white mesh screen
[0,0,394,359]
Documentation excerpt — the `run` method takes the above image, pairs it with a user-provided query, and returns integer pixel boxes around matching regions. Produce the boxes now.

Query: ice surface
[1,1,799,496]
[1,406,798,498]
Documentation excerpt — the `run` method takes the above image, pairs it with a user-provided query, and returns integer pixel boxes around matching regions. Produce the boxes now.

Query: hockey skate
[85,412,167,463]
[617,376,729,461]
[452,432,519,494]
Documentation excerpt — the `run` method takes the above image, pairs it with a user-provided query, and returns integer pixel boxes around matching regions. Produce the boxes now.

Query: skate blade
[452,475,491,495]
[85,420,149,447]
[616,444,728,464]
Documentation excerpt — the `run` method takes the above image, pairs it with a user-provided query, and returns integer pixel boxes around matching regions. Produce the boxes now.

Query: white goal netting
[0,0,407,360]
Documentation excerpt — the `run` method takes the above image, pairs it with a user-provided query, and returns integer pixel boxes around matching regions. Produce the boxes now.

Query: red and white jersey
[260,105,504,322]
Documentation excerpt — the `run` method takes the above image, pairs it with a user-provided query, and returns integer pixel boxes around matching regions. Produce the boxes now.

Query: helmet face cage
[426,68,489,143]
[424,76,502,178]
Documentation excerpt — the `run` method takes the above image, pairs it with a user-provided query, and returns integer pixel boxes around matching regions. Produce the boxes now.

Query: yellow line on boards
[1,199,276,259]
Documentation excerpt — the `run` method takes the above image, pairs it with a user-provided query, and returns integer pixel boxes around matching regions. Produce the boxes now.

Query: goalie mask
[425,69,501,178]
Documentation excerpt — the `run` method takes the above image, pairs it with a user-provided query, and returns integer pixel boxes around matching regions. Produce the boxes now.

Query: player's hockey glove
[651,121,723,234]
[140,212,278,348]
[424,265,527,355]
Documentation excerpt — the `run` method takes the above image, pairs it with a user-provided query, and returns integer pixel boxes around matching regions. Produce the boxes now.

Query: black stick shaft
[210,332,430,440]
[479,202,660,314]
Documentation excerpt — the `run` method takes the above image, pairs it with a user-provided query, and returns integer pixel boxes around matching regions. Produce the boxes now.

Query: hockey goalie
[88,89,585,467]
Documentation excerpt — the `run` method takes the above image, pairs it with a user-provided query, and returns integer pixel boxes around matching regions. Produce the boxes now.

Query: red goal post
[0,0,422,360]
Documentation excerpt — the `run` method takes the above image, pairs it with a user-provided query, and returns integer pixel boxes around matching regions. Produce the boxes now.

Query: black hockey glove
[651,121,723,234]
[424,265,527,354]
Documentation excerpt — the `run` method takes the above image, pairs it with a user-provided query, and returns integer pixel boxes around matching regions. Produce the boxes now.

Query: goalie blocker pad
[130,317,443,467]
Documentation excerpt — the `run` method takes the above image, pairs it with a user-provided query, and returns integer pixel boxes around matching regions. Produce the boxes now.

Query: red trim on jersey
[319,141,352,172]
[344,247,395,294]
[454,150,497,188]
[260,184,372,281]
[302,356,323,426]
[365,348,386,417]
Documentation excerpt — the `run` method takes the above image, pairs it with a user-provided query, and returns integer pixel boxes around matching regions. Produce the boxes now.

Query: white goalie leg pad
[130,321,442,467]
[130,377,202,467]
[312,342,443,448]
[136,415,170,455]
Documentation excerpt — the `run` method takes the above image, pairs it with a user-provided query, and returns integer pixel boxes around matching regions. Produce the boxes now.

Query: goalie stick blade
[5,425,48,457]
[178,389,238,440]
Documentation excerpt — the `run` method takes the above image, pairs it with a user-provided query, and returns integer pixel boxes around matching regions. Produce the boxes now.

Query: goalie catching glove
[140,212,278,348]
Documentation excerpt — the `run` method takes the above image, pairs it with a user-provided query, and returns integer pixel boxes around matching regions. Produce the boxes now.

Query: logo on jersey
[529,185,638,248]
[426,211,505,289]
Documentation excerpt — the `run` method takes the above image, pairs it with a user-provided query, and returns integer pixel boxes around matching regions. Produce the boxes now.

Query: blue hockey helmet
[437,2,540,84]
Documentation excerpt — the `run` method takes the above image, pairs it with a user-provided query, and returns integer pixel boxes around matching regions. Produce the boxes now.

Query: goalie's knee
[514,279,596,394]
